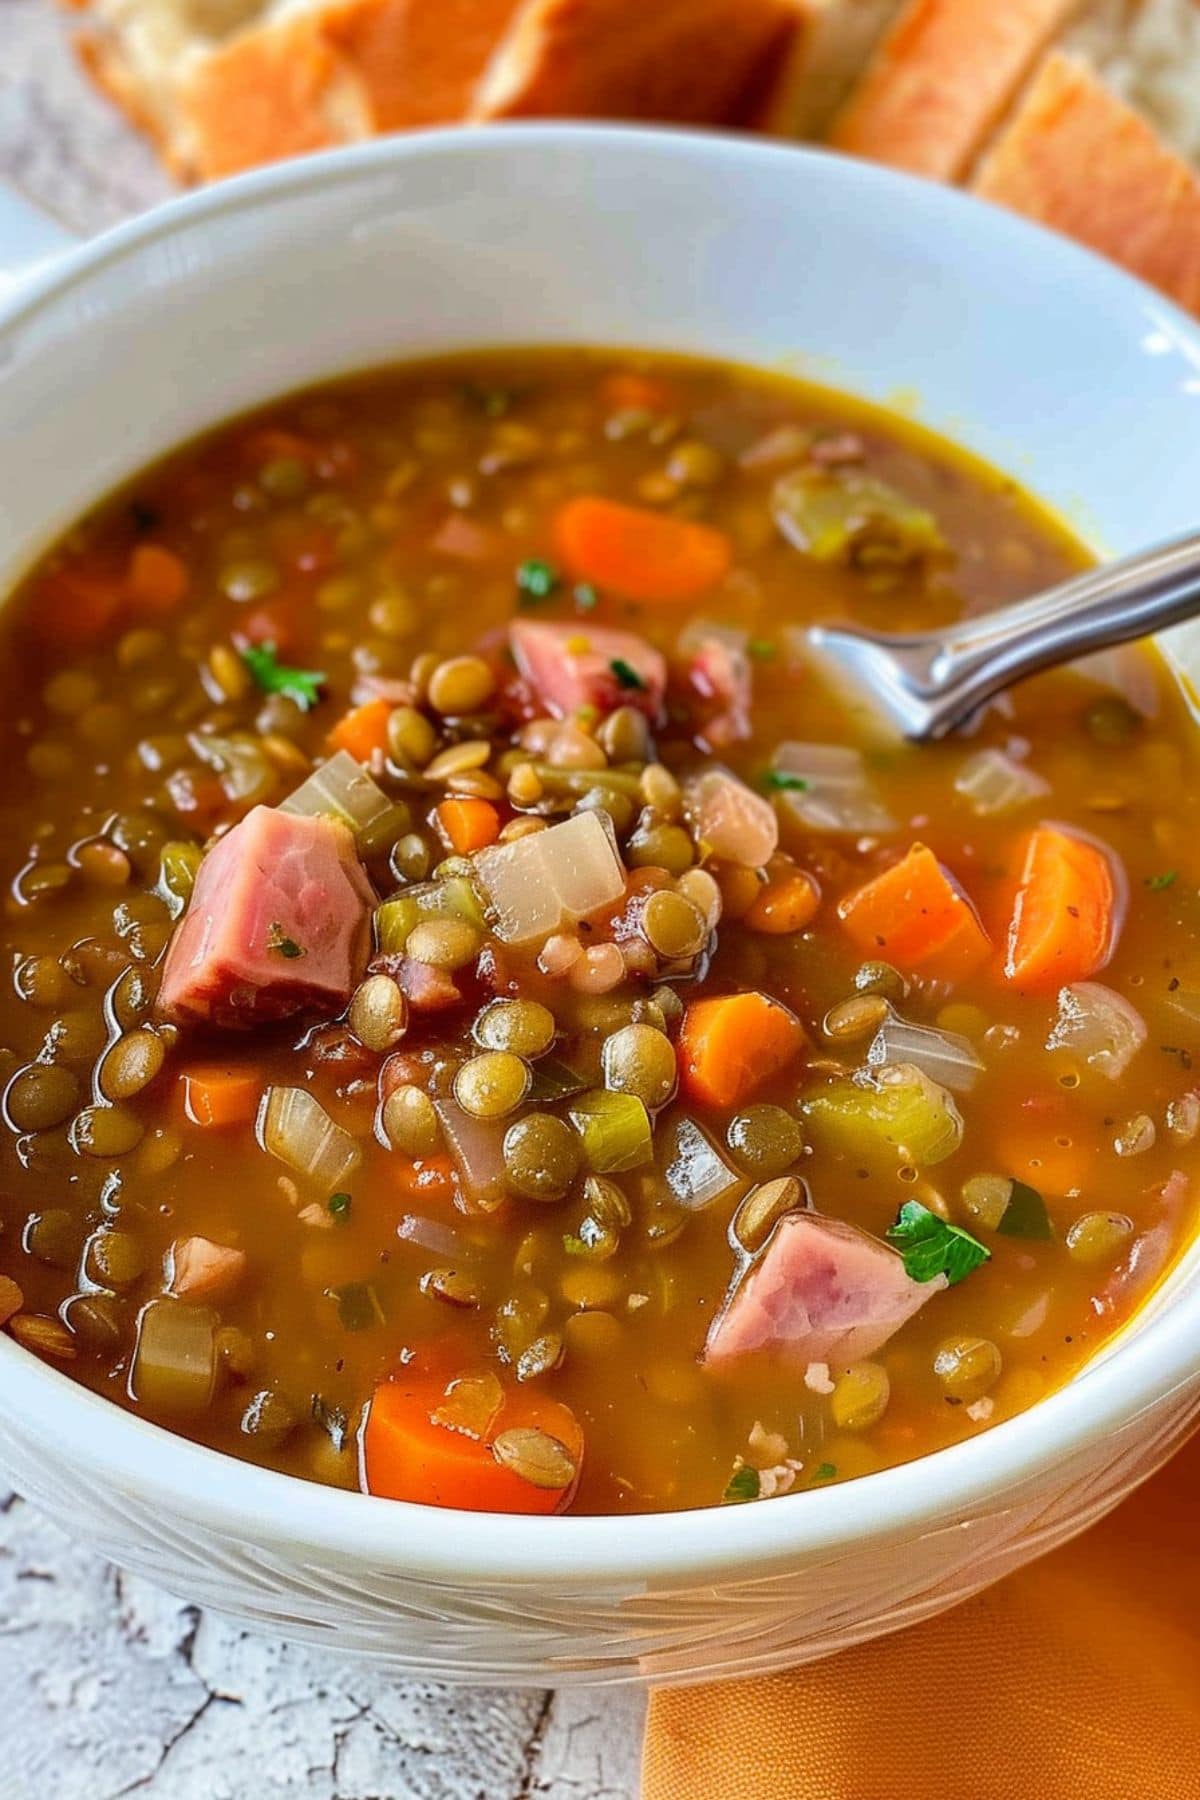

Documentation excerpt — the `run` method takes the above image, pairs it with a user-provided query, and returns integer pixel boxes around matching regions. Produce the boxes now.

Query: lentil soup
[1,350,1197,1516]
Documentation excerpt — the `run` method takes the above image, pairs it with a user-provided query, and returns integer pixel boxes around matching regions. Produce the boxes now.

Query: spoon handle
[808,529,1200,740]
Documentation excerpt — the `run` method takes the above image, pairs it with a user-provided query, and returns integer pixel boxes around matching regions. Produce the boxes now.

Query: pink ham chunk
[158,806,374,1028]
[705,1211,944,1369]
[685,628,752,747]
[170,1236,246,1304]
[510,620,666,720]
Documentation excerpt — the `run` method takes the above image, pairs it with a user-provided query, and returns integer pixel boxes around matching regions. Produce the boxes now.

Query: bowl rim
[2,121,1200,1587]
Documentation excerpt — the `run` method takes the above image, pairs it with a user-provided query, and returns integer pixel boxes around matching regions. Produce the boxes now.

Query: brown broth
[1,349,1198,1515]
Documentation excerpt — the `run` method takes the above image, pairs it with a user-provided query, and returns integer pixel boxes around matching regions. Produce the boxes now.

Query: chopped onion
[1072,646,1159,719]
[396,1213,480,1261]
[130,1298,216,1415]
[738,423,811,470]
[433,1100,509,1212]
[473,811,625,945]
[189,732,276,807]
[954,747,1049,816]
[770,742,895,835]
[867,1016,984,1093]
[683,765,778,867]
[260,1085,362,1193]
[1046,982,1147,1079]
[659,1113,745,1211]
[280,750,405,854]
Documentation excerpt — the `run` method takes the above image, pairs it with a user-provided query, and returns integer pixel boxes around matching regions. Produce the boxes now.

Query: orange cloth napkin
[644,1431,1200,1800]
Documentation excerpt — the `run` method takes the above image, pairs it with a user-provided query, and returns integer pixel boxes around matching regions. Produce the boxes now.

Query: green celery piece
[568,1089,653,1173]
[804,1064,963,1168]
[773,467,945,569]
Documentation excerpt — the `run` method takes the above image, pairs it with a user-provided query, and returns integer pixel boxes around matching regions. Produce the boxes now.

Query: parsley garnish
[574,582,599,611]
[722,1463,761,1504]
[240,641,325,711]
[610,657,646,691]
[761,770,808,792]
[1147,870,1178,891]
[327,1192,352,1221]
[811,1462,838,1483]
[516,558,560,602]
[887,1199,990,1286]
[266,922,304,959]
[747,639,777,661]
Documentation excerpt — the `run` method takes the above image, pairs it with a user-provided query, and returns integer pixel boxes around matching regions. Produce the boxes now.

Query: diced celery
[375,875,486,953]
[772,468,945,569]
[279,749,405,855]
[568,1089,653,1173]
[804,1063,963,1167]
[130,1298,216,1415]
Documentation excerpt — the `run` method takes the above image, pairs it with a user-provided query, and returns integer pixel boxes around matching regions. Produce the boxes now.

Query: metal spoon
[806,529,1200,740]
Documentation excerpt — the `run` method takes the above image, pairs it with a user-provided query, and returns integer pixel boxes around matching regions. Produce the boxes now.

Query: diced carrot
[126,543,189,614]
[602,371,676,414]
[327,698,392,762]
[391,1153,457,1204]
[744,860,821,935]
[838,844,991,982]
[363,1377,583,1513]
[180,1065,262,1130]
[32,563,123,649]
[555,497,732,603]
[431,513,505,563]
[677,992,805,1110]
[436,797,501,855]
[1003,823,1118,991]
[241,427,321,470]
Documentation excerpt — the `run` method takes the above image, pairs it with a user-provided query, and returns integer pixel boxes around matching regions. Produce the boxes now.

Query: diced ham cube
[683,625,752,747]
[170,1236,246,1303]
[158,806,374,1029]
[510,620,666,720]
[705,1210,944,1369]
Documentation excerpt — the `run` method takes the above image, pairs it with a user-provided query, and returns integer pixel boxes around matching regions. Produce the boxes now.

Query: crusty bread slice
[472,0,802,125]
[827,0,1083,180]
[973,49,1200,314]
[753,0,906,139]
[74,0,525,179]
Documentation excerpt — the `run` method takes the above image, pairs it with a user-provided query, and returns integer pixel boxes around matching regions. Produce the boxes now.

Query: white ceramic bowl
[1,127,1199,1687]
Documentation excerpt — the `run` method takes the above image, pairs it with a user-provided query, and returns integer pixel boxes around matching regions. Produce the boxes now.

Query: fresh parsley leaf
[886,1199,990,1286]
[747,639,777,662]
[811,1462,838,1483]
[327,1192,352,1221]
[997,1179,1053,1241]
[761,770,808,792]
[516,558,560,602]
[240,641,325,711]
[722,1463,761,1504]
[266,923,304,959]
[573,582,599,611]
[610,657,646,691]
[1147,870,1178,891]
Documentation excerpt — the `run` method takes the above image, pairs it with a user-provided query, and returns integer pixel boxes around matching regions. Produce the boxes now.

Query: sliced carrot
[838,844,991,982]
[677,992,805,1110]
[127,543,189,615]
[390,1153,457,1204]
[601,371,676,414]
[363,1376,583,1513]
[555,496,732,602]
[241,426,321,470]
[32,562,123,649]
[744,860,821,935]
[327,698,392,762]
[180,1065,262,1130]
[436,797,501,855]
[1003,823,1118,991]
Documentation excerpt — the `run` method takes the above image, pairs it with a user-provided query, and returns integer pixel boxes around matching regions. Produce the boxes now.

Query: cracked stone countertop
[0,8,646,1795]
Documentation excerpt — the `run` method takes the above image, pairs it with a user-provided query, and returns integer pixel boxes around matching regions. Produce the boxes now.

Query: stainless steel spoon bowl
[807,530,1200,739]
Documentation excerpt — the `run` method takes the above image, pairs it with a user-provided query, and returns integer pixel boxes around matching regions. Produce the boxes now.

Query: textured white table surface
[0,7,645,1795]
